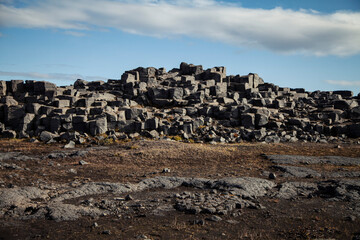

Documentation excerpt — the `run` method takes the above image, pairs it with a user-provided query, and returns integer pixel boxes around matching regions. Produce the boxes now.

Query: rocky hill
[1,62,359,144]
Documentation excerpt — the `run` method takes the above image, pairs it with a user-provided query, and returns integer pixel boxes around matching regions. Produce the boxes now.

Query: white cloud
[0,70,107,81]
[64,30,86,37]
[38,63,78,68]
[325,80,360,87]
[0,0,360,56]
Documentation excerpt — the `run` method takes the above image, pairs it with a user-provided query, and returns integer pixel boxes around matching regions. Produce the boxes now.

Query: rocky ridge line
[1,62,359,144]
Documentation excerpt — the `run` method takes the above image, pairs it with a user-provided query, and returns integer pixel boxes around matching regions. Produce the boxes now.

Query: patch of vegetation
[172,135,182,141]
[98,138,114,145]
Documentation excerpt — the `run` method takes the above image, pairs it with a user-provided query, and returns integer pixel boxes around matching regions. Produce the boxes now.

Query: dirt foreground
[0,139,360,239]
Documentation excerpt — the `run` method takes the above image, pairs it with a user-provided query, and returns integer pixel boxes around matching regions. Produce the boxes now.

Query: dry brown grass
[1,139,360,186]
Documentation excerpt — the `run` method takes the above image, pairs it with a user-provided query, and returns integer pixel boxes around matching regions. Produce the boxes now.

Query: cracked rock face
[0,186,49,209]
[0,176,276,221]
[174,191,256,215]
[211,177,276,198]
[266,155,360,166]
[275,182,319,199]
[1,176,359,221]
[272,165,322,178]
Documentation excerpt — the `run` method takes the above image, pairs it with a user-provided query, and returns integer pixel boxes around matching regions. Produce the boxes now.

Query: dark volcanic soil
[0,139,360,240]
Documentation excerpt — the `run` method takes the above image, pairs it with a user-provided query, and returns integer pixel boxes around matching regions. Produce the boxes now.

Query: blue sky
[0,0,360,93]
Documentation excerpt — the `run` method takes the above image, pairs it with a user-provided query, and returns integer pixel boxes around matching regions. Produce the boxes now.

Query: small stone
[217,210,228,215]
[206,215,222,222]
[78,137,87,144]
[203,207,217,214]
[46,139,57,144]
[68,168,77,174]
[48,152,67,159]
[226,220,239,224]
[125,194,133,201]
[92,222,98,228]
[269,173,276,180]
[101,230,111,235]
[188,206,201,214]
[136,234,149,239]
[64,141,75,149]
[114,197,126,201]
[191,219,205,226]
[39,131,57,142]
[79,160,88,165]
[346,215,356,222]
[162,168,171,173]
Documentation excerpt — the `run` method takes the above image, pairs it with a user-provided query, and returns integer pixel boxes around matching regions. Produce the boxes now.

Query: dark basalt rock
[0,62,359,143]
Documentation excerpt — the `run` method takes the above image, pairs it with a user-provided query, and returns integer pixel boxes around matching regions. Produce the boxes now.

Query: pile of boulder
[0,62,359,144]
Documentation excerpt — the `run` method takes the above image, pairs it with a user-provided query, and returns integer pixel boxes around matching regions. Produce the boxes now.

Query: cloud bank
[1,0,360,56]
[0,71,107,82]
[325,80,360,87]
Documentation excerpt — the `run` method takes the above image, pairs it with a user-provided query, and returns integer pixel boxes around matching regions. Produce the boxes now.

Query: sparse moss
[8,138,24,142]
[114,151,122,157]
[98,137,114,145]
[130,145,139,149]
[98,133,108,138]
[172,135,182,141]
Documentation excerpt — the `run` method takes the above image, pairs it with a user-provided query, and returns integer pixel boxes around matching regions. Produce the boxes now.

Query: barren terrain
[0,139,360,239]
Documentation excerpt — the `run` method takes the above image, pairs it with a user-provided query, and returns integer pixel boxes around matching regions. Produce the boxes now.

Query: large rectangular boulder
[241,113,255,129]
[145,118,159,130]
[4,105,25,128]
[49,116,61,133]
[54,99,70,108]
[121,73,136,83]
[34,81,57,94]
[0,81,6,96]
[333,90,353,99]
[210,83,227,98]
[26,103,42,114]
[347,124,360,138]
[169,88,184,100]
[89,117,107,135]
[180,62,203,75]
[125,108,144,120]
[6,80,24,94]
[148,88,169,100]
[19,113,35,133]
[334,100,358,110]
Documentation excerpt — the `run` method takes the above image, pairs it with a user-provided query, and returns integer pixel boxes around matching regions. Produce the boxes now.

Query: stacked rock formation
[0,62,359,143]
